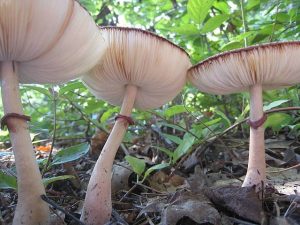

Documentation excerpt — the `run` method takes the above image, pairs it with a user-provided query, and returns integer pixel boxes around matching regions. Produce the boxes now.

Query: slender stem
[269,0,280,42]
[242,84,266,190]
[63,95,129,155]
[219,106,300,137]
[240,0,248,47]
[0,61,49,225]
[42,88,57,176]
[81,85,137,225]
[175,106,300,171]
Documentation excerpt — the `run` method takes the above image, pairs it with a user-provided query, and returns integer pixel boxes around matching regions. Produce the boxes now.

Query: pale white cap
[0,0,107,84]
[83,27,191,110]
[188,42,300,94]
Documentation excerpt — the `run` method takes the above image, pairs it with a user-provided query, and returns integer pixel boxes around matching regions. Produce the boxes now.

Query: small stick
[40,195,85,225]
[220,107,300,137]
[111,209,129,225]
[268,163,300,173]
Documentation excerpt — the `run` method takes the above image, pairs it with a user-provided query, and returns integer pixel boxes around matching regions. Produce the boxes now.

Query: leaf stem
[42,87,57,176]
[240,0,248,47]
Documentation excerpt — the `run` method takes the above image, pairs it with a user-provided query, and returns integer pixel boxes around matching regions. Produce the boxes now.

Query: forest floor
[1,126,300,225]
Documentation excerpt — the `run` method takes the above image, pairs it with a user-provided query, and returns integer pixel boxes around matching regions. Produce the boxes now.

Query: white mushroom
[81,27,191,225]
[0,0,106,224]
[188,41,300,190]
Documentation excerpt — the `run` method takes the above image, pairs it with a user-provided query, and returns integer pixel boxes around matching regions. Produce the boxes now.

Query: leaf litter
[0,121,300,224]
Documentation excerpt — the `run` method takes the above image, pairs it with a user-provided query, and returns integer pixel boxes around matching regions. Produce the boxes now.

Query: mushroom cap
[0,0,106,84]
[188,41,300,95]
[82,27,191,110]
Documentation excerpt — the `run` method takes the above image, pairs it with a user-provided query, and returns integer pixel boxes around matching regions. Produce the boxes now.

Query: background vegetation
[1,0,300,223]
[1,0,298,150]
[0,0,298,174]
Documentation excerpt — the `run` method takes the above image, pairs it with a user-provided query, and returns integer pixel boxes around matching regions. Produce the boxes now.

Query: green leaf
[172,134,195,163]
[142,163,169,182]
[161,133,182,145]
[264,113,292,132]
[272,12,290,23]
[125,155,146,176]
[164,105,187,118]
[213,1,230,14]
[246,0,260,10]
[263,100,289,111]
[0,170,17,190]
[51,143,89,166]
[191,118,221,137]
[100,107,119,123]
[23,85,52,99]
[234,31,256,42]
[258,24,283,35]
[221,41,243,51]
[170,24,199,36]
[289,123,300,133]
[202,118,222,127]
[157,122,186,132]
[43,175,74,188]
[214,109,231,126]
[153,146,173,158]
[187,0,215,24]
[83,99,104,114]
[0,130,9,137]
[59,81,85,95]
[237,104,250,122]
[201,14,230,33]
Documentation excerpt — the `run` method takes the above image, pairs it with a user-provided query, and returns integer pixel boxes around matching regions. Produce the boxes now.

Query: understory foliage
[1,0,298,151]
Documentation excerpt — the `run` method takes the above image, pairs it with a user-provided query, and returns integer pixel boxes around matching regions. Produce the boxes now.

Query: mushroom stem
[82,84,138,225]
[242,83,266,189]
[0,61,49,225]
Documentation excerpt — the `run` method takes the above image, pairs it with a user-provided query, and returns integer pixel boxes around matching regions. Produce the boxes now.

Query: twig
[219,107,300,139]
[23,89,46,115]
[176,107,300,168]
[228,216,257,225]
[136,182,166,194]
[63,95,107,133]
[149,110,200,140]
[145,215,155,225]
[269,0,280,42]
[40,195,85,225]
[284,198,298,217]
[119,183,139,202]
[48,206,66,224]
[268,163,300,173]
[111,209,129,225]
[42,88,58,176]
[63,95,129,155]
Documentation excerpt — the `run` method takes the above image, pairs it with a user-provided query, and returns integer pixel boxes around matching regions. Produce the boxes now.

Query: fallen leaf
[112,162,133,194]
[160,191,221,225]
[203,186,263,223]
[36,145,51,152]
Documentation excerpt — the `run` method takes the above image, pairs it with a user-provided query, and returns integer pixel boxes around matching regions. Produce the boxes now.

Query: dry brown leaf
[203,186,262,223]
[112,162,133,194]
[160,192,221,225]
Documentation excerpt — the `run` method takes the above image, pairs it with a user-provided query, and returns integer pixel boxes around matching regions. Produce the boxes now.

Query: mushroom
[81,27,191,225]
[188,41,300,190]
[0,0,106,224]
